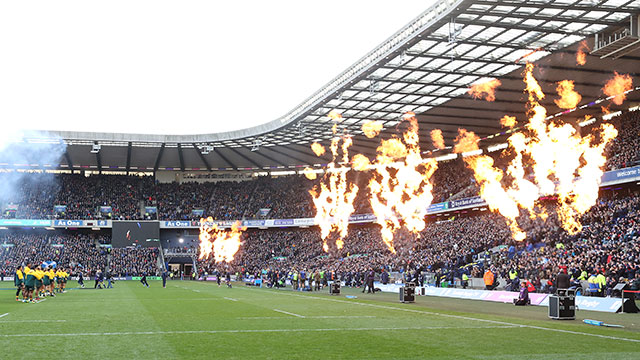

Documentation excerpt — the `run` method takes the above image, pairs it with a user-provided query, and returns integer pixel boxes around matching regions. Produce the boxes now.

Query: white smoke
[0,128,67,211]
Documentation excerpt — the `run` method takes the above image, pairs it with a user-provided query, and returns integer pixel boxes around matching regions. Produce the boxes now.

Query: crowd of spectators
[1,174,154,220]
[109,247,159,277]
[201,188,640,296]
[0,231,160,278]
[2,110,639,222]
[0,232,109,277]
[603,110,640,170]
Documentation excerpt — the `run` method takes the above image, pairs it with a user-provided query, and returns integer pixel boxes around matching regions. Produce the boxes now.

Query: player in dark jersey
[140,273,150,288]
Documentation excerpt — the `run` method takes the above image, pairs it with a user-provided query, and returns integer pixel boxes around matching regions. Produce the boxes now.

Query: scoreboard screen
[112,221,160,248]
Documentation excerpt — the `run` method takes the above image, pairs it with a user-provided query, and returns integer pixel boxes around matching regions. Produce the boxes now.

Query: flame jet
[309,112,359,252]
[367,112,438,253]
[199,218,246,263]
[455,63,617,240]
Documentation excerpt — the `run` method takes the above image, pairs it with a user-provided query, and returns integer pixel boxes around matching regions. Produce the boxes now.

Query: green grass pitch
[1,280,639,359]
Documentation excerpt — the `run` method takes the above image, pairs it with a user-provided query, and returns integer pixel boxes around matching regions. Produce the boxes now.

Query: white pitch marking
[0,313,8,319]
[224,297,238,302]
[237,315,376,320]
[52,298,224,303]
[273,309,305,318]
[0,325,518,337]
[239,287,640,344]
[0,320,66,323]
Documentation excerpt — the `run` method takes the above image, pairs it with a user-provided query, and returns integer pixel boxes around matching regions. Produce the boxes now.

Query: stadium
[2,0,640,358]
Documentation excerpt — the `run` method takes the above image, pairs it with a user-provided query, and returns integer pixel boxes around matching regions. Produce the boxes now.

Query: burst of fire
[430,129,445,149]
[500,115,517,128]
[303,167,317,180]
[554,80,582,109]
[309,112,359,252]
[576,40,589,66]
[328,110,343,121]
[311,142,326,156]
[454,63,617,240]
[351,154,371,171]
[198,218,246,263]
[603,72,633,105]
[468,79,501,101]
[367,112,438,253]
[362,120,383,138]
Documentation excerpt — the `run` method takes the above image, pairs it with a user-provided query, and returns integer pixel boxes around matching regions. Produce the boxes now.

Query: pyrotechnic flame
[198,218,246,263]
[453,128,479,154]
[351,154,371,171]
[309,112,358,252]
[303,167,317,180]
[328,110,343,121]
[603,72,633,105]
[468,79,501,101]
[576,40,589,66]
[430,129,445,149]
[500,115,517,128]
[362,120,383,138]
[367,112,438,253]
[554,80,582,109]
[311,142,326,156]
[455,63,617,240]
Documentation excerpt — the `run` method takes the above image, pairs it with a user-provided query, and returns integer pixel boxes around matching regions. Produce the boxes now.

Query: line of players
[14,263,70,303]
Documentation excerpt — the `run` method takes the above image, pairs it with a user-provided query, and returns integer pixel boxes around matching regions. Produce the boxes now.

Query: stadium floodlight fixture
[179,238,184,243]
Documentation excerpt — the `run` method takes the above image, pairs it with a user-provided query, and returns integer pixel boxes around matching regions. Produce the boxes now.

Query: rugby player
[42,266,51,296]
[14,265,24,301]
[34,265,45,300]
[24,265,36,303]
[46,266,56,297]
[55,268,64,293]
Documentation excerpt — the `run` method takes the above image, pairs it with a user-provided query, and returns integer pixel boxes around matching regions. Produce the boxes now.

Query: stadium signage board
[600,165,640,186]
[0,219,51,227]
[54,219,84,227]
[448,196,486,210]
[273,219,294,226]
[245,219,266,227]
[398,286,621,313]
[293,218,314,226]
[164,221,191,228]
[50,220,111,229]
[538,294,624,312]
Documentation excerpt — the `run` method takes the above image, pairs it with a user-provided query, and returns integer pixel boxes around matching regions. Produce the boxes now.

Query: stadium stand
[109,247,160,277]
[3,110,639,222]
[0,231,160,277]
[0,232,109,277]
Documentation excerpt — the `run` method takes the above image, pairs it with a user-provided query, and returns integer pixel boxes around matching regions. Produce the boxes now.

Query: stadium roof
[43,0,640,172]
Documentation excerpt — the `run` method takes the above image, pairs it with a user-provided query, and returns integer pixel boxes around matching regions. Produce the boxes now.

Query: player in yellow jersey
[55,268,63,293]
[34,266,45,301]
[14,265,24,301]
[45,266,56,297]
[49,267,57,296]
[42,266,51,295]
[59,268,68,293]
[24,266,36,303]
